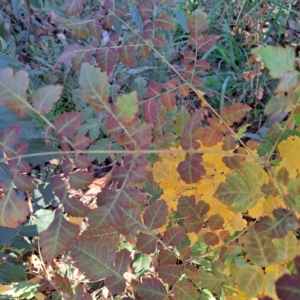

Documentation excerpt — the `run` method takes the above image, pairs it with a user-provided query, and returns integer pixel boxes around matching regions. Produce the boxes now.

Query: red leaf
[137,278,167,300]
[184,215,203,233]
[87,16,102,39]
[177,153,205,184]
[62,158,73,176]
[220,103,252,126]
[154,12,175,30]
[0,125,21,148]
[114,5,126,16]
[192,76,202,86]
[147,81,162,98]
[138,44,151,58]
[119,44,135,66]
[143,200,168,231]
[53,274,72,297]
[185,265,199,279]
[137,0,154,20]
[152,34,165,47]
[51,175,67,200]
[0,181,29,228]
[200,117,223,147]
[70,237,116,280]
[177,195,196,217]
[163,227,185,246]
[72,135,90,151]
[54,112,82,138]
[203,232,219,246]
[74,284,92,300]
[143,22,153,40]
[197,34,220,52]
[136,234,157,254]
[62,196,90,217]
[69,171,94,189]
[276,274,300,300]
[63,0,87,15]
[178,85,189,96]
[181,109,202,150]
[194,59,211,71]
[143,99,158,123]
[161,91,176,110]
[74,155,91,168]
[208,214,224,230]
[0,68,29,117]
[163,78,179,89]
[95,47,118,75]
[40,209,80,262]
[32,85,63,115]
[158,265,182,285]
[183,50,195,65]
[158,249,177,265]
[179,246,192,260]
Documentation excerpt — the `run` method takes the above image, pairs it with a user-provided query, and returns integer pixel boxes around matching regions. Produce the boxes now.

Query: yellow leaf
[248,197,265,219]
[278,136,300,172]
[263,196,286,218]
[228,213,247,232]
[275,158,297,180]
[187,232,199,245]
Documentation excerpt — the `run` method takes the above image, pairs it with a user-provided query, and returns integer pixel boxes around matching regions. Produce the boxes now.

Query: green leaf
[133,252,152,276]
[245,227,278,267]
[273,231,299,261]
[114,91,138,124]
[253,47,295,78]
[0,263,26,283]
[174,106,190,137]
[237,265,264,298]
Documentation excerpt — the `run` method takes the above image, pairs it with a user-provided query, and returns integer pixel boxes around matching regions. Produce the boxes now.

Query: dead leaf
[255,87,264,100]
[243,70,261,82]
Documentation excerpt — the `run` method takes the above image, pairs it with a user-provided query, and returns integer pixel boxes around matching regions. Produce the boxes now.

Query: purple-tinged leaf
[143,200,168,231]
[103,14,114,29]
[177,153,205,184]
[14,172,36,192]
[114,92,138,124]
[70,237,116,280]
[105,276,126,295]
[0,125,21,148]
[163,227,185,246]
[184,215,203,233]
[276,274,300,300]
[51,175,67,200]
[158,249,177,265]
[72,135,90,151]
[88,188,124,229]
[62,196,90,217]
[74,284,92,300]
[161,91,176,110]
[0,68,29,117]
[177,195,196,217]
[196,201,211,217]
[81,227,119,245]
[62,158,73,177]
[0,181,29,228]
[158,265,182,285]
[152,34,165,47]
[185,265,199,280]
[179,246,192,260]
[14,143,28,156]
[87,16,102,39]
[209,214,224,230]
[18,161,31,173]
[147,81,162,98]
[117,207,142,235]
[32,85,63,115]
[137,0,154,20]
[79,63,110,112]
[143,22,153,40]
[203,232,219,246]
[181,109,202,150]
[136,234,157,254]
[137,278,167,300]
[114,5,126,16]
[254,209,297,238]
[53,273,72,297]
[119,187,145,209]
[123,154,149,184]
[69,171,94,189]
[183,50,195,65]
[154,12,175,30]
[143,99,158,124]
[74,155,90,168]
[294,256,300,275]
[40,209,80,262]
[95,47,118,75]
[63,0,87,15]
[173,282,199,300]
[54,112,82,138]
